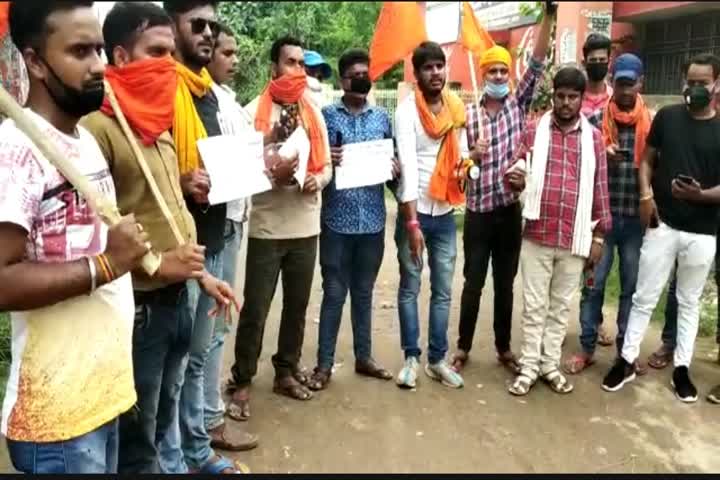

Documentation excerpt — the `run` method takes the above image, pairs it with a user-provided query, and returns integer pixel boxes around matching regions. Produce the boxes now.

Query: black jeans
[457,203,522,354]
[232,236,318,386]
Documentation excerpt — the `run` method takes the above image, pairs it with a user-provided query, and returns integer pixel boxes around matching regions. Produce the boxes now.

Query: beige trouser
[518,239,585,381]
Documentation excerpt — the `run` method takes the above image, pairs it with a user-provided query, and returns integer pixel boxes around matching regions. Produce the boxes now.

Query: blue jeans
[579,216,643,356]
[203,220,243,431]
[395,212,457,364]
[8,419,119,474]
[171,251,224,471]
[119,284,193,473]
[317,227,385,370]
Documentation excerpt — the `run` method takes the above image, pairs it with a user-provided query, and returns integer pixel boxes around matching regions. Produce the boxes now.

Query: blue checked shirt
[321,101,392,235]
[589,110,640,218]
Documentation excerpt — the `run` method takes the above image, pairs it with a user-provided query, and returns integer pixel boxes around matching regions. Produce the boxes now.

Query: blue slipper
[199,456,250,474]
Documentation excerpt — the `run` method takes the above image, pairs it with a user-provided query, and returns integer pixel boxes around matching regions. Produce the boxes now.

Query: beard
[178,36,211,69]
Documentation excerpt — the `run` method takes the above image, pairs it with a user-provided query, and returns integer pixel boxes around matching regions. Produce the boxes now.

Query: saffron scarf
[601,94,651,168]
[254,72,326,175]
[174,63,212,174]
[415,89,467,206]
[101,56,177,146]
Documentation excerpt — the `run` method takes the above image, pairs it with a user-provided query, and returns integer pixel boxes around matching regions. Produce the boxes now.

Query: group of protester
[0,0,719,475]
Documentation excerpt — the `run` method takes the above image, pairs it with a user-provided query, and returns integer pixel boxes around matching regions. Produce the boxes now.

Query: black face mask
[349,77,372,95]
[40,57,104,118]
[684,85,712,111]
[586,62,609,82]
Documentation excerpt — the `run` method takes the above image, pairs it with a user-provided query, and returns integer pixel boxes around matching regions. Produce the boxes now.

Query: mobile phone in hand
[677,174,695,185]
[545,0,558,15]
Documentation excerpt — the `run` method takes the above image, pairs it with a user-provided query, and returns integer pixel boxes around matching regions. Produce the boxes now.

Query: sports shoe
[396,356,419,389]
[602,357,636,392]
[671,366,698,403]
[425,360,464,388]
[707,384,720,404]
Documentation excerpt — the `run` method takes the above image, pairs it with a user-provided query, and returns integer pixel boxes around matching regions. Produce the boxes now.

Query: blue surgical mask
[484,81,510,99]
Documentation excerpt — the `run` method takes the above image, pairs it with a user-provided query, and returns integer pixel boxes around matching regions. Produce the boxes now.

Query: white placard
[278,127,311,188]
[197,132,272,205]
[335,139,394,190]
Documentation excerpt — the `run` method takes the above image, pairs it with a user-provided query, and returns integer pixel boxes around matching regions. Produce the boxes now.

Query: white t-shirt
[0,109,135,442]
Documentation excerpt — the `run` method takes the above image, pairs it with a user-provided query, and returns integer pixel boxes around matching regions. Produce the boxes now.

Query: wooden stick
[467,50,484,140]
[103,81,185,245]
[0,84,161,275]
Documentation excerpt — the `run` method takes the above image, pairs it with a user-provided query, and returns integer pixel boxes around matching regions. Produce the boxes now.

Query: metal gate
[642,10,720,95]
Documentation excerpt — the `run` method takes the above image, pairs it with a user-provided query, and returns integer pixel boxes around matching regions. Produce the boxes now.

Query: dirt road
[220,207,720,474]
[3,206,718,473]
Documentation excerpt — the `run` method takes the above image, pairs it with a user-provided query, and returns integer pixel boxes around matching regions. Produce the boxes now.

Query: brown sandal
[355,359,393,380]
[562,353,595,375]
[293,365,311,386]
[648,344,673,369]
[273,377,314,400]
[307,367,332,391]
[208,423,259,452]
[227,387,251,422]
[450,350,469,373]
[497,350,521,374]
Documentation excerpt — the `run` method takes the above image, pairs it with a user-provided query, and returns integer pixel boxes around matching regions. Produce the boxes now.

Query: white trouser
[621,222,716,367]
[519,239,585,381]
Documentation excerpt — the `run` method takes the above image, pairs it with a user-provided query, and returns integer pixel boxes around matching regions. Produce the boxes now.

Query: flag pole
[467,50,483,140]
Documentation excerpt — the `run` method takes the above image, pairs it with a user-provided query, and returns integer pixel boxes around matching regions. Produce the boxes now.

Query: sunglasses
[190,18,220,37]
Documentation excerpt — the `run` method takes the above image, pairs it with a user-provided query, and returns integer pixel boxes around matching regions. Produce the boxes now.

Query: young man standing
[0,1,149,473]
[508,67,611,397]
[602,54,720,403]
[563,54,653,375]
[452,4,556,374]
[229,36,331,418]
[204,22,259,453]
[394,41,469,390]
[581,33,613,119]
[81,2,244,473]
[307,49,396,391]
[162,0,251,473]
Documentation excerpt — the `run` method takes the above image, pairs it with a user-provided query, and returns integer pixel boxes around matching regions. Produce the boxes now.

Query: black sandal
[307,367,332,391]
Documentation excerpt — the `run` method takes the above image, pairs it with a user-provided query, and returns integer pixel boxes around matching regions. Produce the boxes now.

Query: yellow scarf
[174,63,212,174]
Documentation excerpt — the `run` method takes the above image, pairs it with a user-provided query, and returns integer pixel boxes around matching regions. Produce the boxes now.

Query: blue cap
[304,50,332,79]
[612,53,643,82]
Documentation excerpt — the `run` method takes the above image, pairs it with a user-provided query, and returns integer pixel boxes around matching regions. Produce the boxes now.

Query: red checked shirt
[465,57,545,213]
[519,116,612,251]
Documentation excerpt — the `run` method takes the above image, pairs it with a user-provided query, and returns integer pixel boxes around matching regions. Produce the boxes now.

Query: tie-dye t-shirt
[0,109,135,442]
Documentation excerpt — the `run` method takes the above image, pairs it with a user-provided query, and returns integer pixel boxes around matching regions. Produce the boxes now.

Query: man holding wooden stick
[451,3,556,375]
[80,2,247,474]
[0,1,148,474]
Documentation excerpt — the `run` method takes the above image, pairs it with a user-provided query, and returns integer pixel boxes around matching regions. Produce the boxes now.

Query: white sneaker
[425,360,464,388]
[396,357,419,388]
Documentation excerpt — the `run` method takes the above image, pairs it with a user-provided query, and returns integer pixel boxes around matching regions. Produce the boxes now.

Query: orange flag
[0,2,9,40]
[460,2,495,55]
[369,2,428,82]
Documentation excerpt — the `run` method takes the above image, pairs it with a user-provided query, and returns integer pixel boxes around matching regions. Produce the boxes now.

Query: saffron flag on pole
[368,2,428,82]
[0,2,9,40]
[460,2,495,55]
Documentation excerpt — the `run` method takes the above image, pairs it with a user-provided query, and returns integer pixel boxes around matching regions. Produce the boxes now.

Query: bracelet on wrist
[406,220,420,231]
[87,256,97,292]
[96,254,114,283]
[639,193,653,202]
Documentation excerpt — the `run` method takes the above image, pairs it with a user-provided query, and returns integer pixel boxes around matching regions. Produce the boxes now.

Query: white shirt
[395,91,470,216]
[211,82,254,223]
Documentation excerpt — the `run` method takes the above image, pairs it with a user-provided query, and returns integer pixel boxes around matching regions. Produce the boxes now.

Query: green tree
[218,2,403,104]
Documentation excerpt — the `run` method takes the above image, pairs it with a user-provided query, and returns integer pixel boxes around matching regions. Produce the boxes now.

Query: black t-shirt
[648,104,720,235]
[185,90,227,254]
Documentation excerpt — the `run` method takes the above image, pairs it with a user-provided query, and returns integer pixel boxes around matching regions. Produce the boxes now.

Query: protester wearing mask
[451,2,556,376]
[602,54,720,404]
[581,33,613,118]
[307,49,400,391]
[229,36,332,418]
[563,54,653,376]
